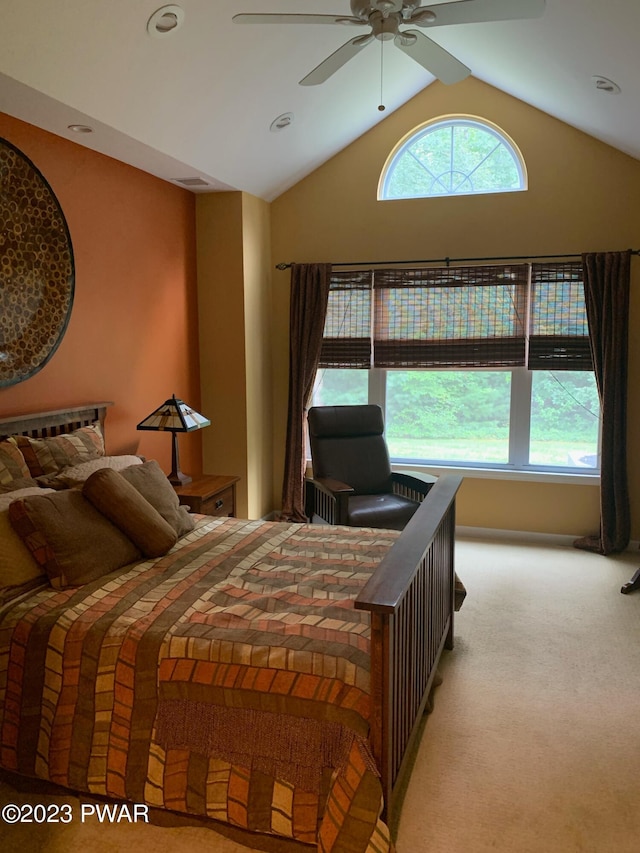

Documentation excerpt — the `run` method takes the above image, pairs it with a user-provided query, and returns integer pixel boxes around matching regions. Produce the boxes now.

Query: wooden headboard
[0,403,113,441]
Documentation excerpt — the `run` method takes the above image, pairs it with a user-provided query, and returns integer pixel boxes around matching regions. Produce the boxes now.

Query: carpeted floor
[1,534,639,852]
[396,535,640,853]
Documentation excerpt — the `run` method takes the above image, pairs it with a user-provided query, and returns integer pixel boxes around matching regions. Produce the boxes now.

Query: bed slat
[0,403,113,440]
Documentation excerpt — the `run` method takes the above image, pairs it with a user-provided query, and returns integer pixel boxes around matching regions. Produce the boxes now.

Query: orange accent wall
[0,113,202,476]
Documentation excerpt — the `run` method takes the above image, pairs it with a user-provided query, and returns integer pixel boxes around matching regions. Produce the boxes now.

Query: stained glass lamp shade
[137,395,210,486]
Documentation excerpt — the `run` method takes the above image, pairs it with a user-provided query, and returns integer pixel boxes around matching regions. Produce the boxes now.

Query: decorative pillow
[120,460,195,538]
[83,468,177,558]
[0,477,41,494]
[8,489,141,589]
[10,422,105,478]
[0,487,53,602]
[37,454,144,490]
[0,440,31,489]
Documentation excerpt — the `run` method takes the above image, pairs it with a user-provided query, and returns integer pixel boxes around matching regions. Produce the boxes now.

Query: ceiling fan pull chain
[378,37,386,112]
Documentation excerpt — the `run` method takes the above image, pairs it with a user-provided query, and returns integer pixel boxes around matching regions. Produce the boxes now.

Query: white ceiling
[1,0,638,202]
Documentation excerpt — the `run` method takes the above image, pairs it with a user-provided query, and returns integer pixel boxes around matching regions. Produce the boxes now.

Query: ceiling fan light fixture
[397,32,418,46]
[411,9,437,24]
[147,5,185,38]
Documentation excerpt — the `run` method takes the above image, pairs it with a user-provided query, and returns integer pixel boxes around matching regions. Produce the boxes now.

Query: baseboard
[260,510,279,521]
[456,525,577,548]
[456,525,640,553]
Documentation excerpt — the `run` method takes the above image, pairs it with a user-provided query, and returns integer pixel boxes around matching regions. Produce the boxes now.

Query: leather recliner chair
[305,404,435,529]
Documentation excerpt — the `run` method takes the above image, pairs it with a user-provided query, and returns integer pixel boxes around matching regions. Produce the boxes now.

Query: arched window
[378,116,526,200]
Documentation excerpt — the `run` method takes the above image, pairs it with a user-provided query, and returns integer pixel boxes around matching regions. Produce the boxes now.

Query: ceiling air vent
[174,177,210,187]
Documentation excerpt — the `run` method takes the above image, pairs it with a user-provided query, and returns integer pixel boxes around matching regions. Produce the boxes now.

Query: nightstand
[174,474,240,517]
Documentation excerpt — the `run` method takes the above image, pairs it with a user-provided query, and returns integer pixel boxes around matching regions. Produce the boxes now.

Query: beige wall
[269,77,640,537]
[241,193,274,520]
[196,192,273,520]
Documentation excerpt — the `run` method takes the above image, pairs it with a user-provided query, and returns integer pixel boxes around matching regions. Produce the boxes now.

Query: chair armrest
[391,471,437,500]
[312,476,355,496]
[305,477,354,525]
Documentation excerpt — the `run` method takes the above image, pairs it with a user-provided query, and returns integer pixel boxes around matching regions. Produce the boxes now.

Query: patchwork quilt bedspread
[0,516,399,852]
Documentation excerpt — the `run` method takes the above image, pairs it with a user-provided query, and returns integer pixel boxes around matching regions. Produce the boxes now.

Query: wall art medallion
[0,137,75,387]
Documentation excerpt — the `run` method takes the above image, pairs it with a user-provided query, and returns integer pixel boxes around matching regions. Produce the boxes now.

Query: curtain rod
[275,249,640,271]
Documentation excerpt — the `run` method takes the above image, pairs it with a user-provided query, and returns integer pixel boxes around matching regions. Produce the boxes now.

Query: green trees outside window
[379,116,526,200]
[312,368,600,471]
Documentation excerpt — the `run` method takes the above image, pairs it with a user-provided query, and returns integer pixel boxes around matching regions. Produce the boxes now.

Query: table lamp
[137,394,210,486]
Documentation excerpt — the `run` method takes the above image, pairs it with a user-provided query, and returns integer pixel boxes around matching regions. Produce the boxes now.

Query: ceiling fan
[233,0,546,87]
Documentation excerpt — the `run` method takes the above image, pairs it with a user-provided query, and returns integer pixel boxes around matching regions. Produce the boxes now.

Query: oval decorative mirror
[0,137,75,388]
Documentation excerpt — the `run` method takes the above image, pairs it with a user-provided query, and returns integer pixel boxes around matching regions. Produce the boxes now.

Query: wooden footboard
[355,473,462,820]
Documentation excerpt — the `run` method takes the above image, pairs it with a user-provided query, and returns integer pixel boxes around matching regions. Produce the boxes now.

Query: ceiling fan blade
[299,35,374,86]
[410,0,546,27]
[232,14,364,26]
[395,30,470,84]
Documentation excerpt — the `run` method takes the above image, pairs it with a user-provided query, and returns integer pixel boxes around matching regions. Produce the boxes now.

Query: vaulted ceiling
[1,1,638,201]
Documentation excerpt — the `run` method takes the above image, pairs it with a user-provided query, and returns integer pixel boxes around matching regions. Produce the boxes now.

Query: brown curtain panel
[574,250,631,555]
[280,263,331,522]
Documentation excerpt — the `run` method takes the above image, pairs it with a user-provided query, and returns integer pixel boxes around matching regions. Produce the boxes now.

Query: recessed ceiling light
[68,124,94,133]
[270,113,294,132]
[147,5,185,38]
[591,75,621,94]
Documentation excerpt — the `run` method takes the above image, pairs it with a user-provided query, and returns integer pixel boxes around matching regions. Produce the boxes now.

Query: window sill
[391,462,600,486]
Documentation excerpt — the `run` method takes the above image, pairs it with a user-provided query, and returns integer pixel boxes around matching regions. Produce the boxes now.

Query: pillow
[83,468,177,558]
[120,460,194,538]
[8,489,141,589]
[10,422,105,477]
[0,477,41,494]
[0,487,52,598]
[0,440,31,489]
[37,454,144,490]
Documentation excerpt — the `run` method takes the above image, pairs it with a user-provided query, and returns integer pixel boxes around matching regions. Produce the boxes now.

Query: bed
[0,403,463,851]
